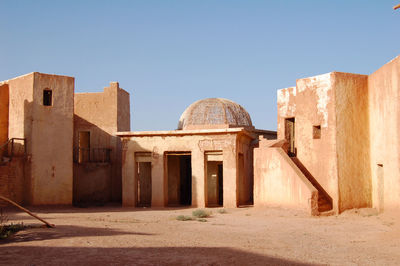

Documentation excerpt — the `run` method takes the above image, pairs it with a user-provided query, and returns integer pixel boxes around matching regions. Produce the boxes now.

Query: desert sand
[1,205,399,265]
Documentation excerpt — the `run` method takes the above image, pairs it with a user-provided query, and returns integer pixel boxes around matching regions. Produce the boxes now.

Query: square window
[313,125,321,139]
[43,90,52,106]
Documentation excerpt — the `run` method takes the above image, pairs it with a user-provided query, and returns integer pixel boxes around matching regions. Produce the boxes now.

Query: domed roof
[177,98,253,130]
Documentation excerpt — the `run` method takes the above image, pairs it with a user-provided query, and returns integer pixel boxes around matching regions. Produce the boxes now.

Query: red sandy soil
[1,205,399,265]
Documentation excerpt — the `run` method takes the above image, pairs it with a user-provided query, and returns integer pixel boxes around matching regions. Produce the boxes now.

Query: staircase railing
[0,138,26,162]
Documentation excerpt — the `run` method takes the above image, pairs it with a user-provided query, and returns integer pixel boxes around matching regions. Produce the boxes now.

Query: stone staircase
[290,157,333,214]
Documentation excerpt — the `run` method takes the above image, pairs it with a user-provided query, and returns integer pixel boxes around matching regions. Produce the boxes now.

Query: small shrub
[197,218,207,222]
[176,215,193,221]
[192,209,211,218]
[0,223,25,239]
[217,209,228,214]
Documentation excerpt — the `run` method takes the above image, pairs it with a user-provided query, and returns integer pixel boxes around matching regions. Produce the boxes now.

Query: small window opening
[43,89,52,106]
[313,125,321,139]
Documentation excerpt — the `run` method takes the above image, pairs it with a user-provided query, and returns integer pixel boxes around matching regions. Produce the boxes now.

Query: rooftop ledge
[117,128,259,138]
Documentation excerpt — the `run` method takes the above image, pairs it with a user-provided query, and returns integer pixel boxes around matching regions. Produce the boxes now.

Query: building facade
[254,55,400,215]
[118,98,276,208]
[0,72,130,206]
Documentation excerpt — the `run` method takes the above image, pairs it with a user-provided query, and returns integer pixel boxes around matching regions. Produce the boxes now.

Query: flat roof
[117,128,257,138]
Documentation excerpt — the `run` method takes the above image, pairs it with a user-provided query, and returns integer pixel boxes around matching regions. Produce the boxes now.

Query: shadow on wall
[73,114,122,206]
[0,246,311,265]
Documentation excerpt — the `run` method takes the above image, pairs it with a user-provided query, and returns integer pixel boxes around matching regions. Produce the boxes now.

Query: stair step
[318,203,333,212]
[318,209,335,216]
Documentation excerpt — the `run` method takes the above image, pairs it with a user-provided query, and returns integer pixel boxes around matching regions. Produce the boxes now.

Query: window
[313,125,321,139]
[43,89,52,106]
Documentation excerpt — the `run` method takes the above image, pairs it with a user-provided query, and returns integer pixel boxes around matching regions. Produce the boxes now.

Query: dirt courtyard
[1,205,399,265]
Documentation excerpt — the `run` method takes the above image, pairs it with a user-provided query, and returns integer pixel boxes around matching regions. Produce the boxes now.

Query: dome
[177,98,253,130]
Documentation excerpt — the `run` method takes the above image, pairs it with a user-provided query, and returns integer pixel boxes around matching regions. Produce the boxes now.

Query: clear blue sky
[1,1,399,131]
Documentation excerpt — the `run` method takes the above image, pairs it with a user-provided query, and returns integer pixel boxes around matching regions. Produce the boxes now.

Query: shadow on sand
[0,245,316,265]
[0,224,154,244]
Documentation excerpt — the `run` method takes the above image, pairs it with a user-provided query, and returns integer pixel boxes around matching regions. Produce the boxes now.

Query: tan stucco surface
[254,140,317,213]
[3,73,74,205]
[74,82,130,202]
[260,71,376,214]
[277,73,339,212]
[73,164,112,204]
[30,73,74,205]
[0,158,24,206]
[368,56,400,211]
[334,73,371,212]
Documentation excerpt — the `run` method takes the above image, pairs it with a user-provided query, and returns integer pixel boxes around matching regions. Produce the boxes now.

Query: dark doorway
[218,163,223,206]
[167,153,192,206]
[285,118,296,157]
[137,162,152,207]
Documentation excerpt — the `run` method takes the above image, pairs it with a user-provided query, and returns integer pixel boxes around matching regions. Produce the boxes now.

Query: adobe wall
[73,163,112,205]
[334,73,371,212]
[0,158,24,206]
[30,73,74,205]
[121,131,251,208]
[277,73,339,212]
[74,82,130,202]
[253,140,318,214]
[7,73,34,143]
[368,56,400,211]
[6,73,35,203]
[0,84,9,151]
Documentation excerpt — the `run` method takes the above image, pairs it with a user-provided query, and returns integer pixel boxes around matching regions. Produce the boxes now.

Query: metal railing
[0,138,26,162]
[73,148,112,163]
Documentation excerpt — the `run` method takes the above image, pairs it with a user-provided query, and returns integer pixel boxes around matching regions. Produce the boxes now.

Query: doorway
[205,151,223,207]
[137,162,152,207]
[135,152,152,207]
[166,153,192,206]
[285,118,296,157]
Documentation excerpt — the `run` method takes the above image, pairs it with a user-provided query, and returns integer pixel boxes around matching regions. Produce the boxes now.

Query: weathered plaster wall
[277,73,339,212]
[0,84,9,151]
[30,73,74,205]
[6,73,35,204]
[368,56,400,211]
[334,73,371,212]
[254,140,318,213]
[74,82,130,202]
[121,131,252,208]
[0,158,24,206]
[73,163,111,204]
[7,73,34,142]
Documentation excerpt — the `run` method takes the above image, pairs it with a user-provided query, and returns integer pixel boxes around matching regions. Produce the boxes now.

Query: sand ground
[0,205,399,265]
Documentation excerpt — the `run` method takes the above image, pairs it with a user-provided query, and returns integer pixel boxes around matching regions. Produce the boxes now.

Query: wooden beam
[0,195,55,228]
[394,4,400,10]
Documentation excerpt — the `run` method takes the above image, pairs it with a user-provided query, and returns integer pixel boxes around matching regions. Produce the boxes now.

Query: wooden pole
[0,195,55,228]
[394,4,400,10]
